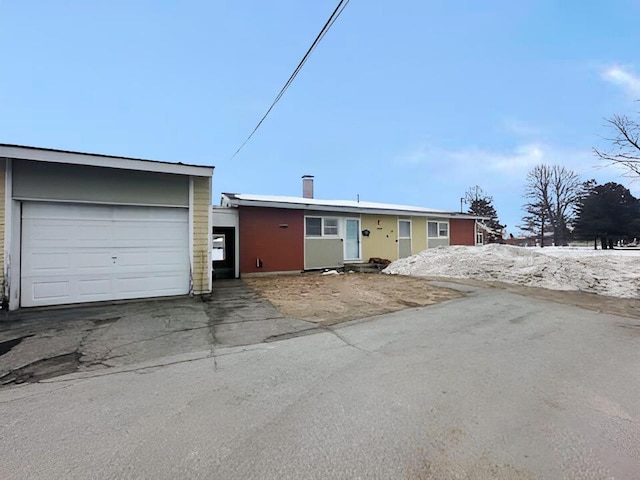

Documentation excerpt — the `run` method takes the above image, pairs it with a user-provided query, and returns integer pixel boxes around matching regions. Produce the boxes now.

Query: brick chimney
[302,175,314,199]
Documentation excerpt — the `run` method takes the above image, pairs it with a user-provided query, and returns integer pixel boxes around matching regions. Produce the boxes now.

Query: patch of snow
[322,269,341,275]
[383,244,640,298]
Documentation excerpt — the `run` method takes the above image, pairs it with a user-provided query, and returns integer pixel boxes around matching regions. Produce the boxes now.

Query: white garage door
[21,202,190,307]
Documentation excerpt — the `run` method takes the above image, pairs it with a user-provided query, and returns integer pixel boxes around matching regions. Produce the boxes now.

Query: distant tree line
[518,103,640,249]
[574,181,640,249]
[462,106,640,249]
[519,164,640,248]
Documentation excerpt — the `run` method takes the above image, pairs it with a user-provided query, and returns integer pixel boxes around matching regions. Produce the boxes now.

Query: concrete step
[343,263,385,273]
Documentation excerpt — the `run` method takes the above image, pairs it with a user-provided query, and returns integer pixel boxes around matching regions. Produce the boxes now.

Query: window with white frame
[399,219,411,238]
[305,217,322,236]
[305,216,340,237]
[323,218,339,236]
[428,221,449,238]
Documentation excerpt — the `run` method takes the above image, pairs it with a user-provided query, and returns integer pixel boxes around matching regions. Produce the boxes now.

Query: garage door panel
[116,251,186,268]
[23,250,115,274]
[113,224,186,244]
[74,252,115,270]
[77,278,112,297]
[114,274,186,295]
[21,202,190,307]
[28,252,71,271]
[32,280,70,301]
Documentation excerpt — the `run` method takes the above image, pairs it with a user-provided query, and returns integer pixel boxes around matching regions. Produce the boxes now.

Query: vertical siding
[411,217,427,254]
[0,159,5,294]
[361,214,399,261]
[450,218,476,245]
[192,176,212,293]
[238,207,304,274]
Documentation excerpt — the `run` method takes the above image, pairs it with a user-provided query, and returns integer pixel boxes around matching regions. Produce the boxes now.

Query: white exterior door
[344,218,361,261]
[20,202,190,307]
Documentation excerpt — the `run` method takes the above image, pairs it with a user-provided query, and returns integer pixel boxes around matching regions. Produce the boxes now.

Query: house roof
[0,143,214,177]
[221,193,484,219]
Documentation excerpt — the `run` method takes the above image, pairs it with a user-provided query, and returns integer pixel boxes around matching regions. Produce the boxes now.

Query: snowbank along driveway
[384,244,640,298]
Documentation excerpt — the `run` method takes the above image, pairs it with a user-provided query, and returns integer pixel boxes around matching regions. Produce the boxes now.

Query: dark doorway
[212,227,236,280]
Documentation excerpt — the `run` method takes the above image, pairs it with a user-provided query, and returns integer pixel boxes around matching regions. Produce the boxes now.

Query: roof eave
[0,144,214,177]
[221,195,480,219]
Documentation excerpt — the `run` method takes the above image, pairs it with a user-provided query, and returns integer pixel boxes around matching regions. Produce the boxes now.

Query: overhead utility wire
[230,0,350,160]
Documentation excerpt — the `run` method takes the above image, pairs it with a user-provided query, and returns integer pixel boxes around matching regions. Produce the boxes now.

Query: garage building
[0,144,214,310]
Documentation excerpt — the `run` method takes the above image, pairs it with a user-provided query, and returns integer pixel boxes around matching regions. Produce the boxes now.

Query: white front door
[20,202,190,307]
[344,218,361,261]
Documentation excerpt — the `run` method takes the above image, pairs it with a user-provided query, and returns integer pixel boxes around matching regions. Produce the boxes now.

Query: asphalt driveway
[0,280,314,386]
[2,282,640,478]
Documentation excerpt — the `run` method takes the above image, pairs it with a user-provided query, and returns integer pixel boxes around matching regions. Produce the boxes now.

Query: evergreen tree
[574,181,640,249]
[465,185,505,242]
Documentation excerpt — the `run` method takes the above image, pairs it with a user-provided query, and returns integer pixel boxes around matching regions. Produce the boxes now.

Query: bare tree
[521,164,581,246]
[549,165,582,245]
[594,112,640,177]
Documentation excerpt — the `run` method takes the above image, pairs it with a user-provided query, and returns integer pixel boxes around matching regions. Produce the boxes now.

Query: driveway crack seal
[321,326,371,353]
[204,304,218,372]
[40,350,224,384]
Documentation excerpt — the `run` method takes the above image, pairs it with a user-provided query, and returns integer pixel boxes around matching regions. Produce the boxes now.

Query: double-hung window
[305,217,322,236]
[428,221,449,238]
[323,218,339,236]
[306,217,339,237]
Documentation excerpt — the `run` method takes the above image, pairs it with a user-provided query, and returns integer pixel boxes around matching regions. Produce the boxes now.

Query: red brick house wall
[238,206,304,274]
[450,219,476,246]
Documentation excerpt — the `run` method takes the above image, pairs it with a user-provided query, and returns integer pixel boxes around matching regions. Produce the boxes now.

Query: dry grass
[244,273,461,325]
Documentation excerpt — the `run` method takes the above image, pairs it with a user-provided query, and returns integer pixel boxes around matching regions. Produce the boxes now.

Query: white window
[476,232,484,245]
[323,218,339,236]
[399,219,411,238]
[428,221,449,238]
[305,217,322,236]
[305,216,340,237]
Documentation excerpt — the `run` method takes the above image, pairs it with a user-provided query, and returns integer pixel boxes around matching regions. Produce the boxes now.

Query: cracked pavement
[0,280,315,385]
[2,283,640,478]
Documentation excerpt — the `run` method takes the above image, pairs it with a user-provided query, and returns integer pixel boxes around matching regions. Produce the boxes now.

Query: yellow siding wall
[192,176,211,294]
[361,214,399,261]
[362,214,428,261]
[411,216,427,254]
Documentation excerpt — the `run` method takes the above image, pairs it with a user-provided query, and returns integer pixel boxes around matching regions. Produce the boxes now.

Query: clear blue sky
[2,1,639,234]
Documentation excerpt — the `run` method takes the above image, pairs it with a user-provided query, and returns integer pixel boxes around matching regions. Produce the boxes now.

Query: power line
[230,0,350,160]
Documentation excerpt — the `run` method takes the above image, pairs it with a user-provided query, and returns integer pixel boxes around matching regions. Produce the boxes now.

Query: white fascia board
[0,145,214,177]
[225,197,483,220]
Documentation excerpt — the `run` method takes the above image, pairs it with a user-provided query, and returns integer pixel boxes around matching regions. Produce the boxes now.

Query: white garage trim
[20,202,190,307]
[4,159,12,302]
[188,177,194,292]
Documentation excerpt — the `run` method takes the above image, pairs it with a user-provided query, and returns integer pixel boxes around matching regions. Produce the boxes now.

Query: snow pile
[383,244,640,298]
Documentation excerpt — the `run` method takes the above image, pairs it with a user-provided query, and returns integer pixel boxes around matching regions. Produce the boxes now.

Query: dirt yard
[243,273,461,325]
